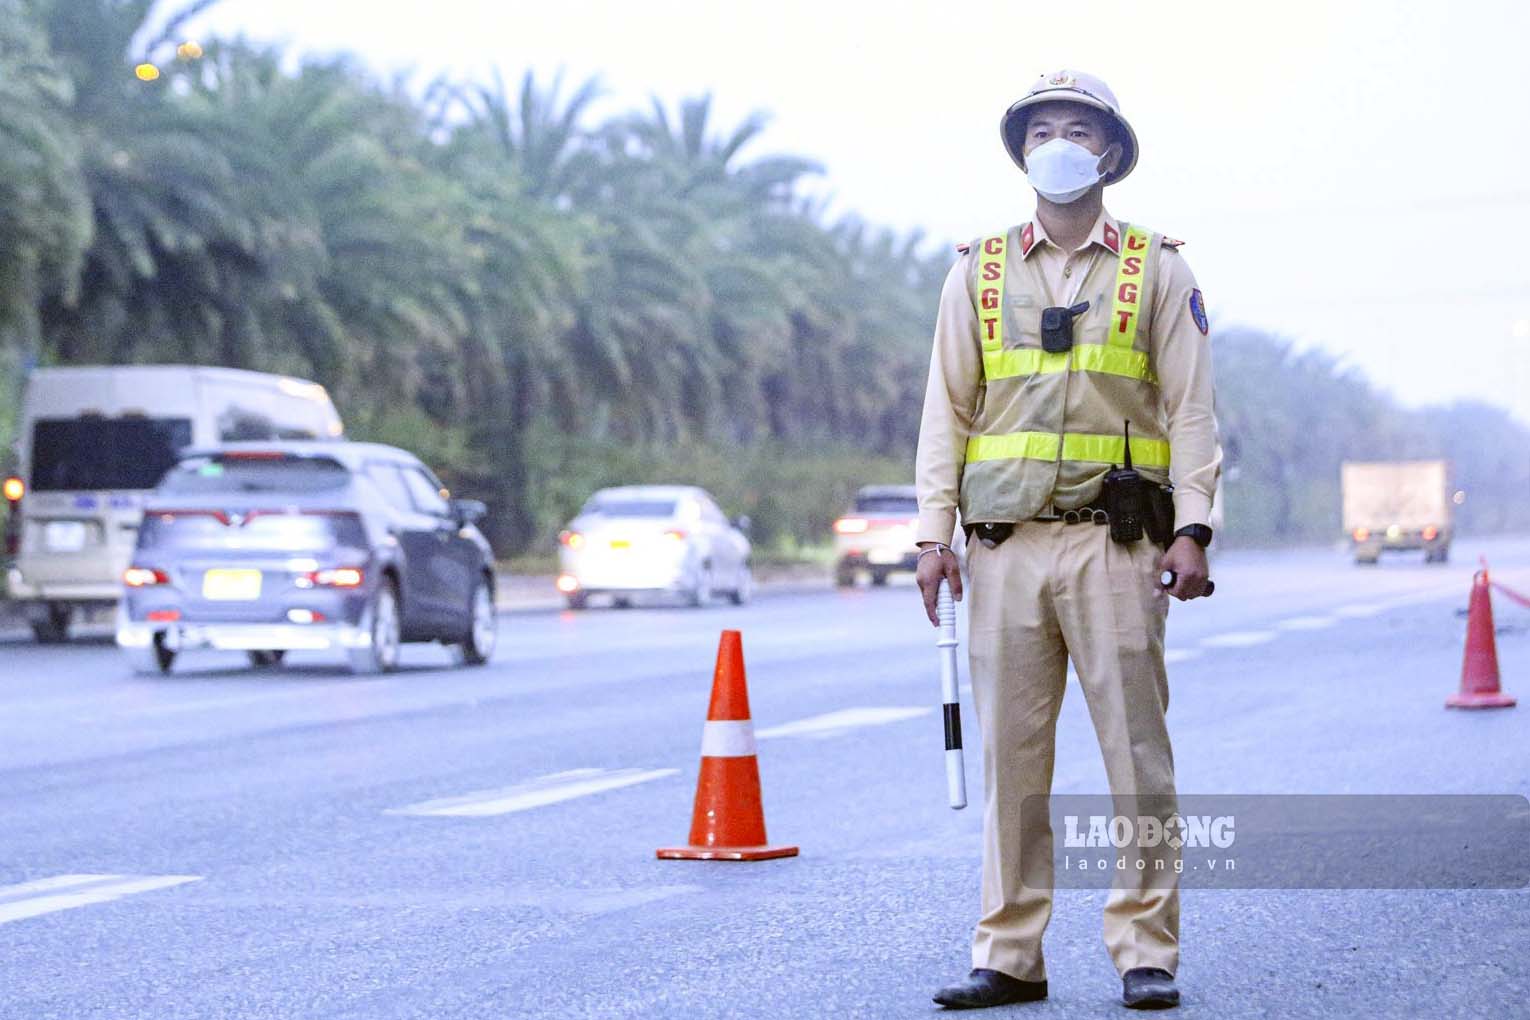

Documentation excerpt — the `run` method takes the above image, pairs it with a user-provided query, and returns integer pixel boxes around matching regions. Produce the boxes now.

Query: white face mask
[1025,138,1108,204]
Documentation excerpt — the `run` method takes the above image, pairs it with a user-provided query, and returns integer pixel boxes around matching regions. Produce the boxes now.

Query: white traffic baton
[936,578,968,810]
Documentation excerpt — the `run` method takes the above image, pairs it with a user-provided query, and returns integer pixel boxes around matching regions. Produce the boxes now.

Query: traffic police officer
[915,70,1221,1010]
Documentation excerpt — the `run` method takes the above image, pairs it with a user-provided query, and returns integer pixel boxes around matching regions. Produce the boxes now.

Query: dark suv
[115,442,497,675]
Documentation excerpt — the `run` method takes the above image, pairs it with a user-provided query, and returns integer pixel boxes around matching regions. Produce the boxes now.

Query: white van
[4,365,343,642]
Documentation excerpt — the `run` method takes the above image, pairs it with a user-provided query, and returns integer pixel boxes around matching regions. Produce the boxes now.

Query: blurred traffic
[117,441,496,675]
[556,485,752,610]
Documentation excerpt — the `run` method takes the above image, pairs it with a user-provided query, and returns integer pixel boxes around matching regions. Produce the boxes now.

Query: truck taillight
[124,567,170,587]
[559,530,584,549]
[834,517,869,535]
[1422,525,1439,541]
[2,476,22,503]
[1352,527,1369,542]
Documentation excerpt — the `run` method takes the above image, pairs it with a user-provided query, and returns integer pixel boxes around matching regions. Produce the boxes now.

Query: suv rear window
[854,494,918,515]
[137,511,366,551]
[159,455,351,495]
[584,498,678,518]
[31,417,193,492]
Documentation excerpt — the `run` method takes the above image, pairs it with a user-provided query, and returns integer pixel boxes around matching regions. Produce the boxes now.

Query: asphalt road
[2,537,1528,1019]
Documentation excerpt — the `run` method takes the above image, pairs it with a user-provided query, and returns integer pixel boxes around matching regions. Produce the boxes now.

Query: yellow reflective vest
[958,220,1177,523]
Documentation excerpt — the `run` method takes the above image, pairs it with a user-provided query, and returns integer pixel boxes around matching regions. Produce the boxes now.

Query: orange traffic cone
[1447,567,1517,709]
[657,630,799,861]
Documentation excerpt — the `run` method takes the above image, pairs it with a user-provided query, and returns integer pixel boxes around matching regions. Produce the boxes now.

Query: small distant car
[556,485,751,609]
[833,484,928,587]
[115,442,497,675]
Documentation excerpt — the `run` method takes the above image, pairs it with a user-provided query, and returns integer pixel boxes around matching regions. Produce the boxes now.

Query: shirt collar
[1020,209,1120,257]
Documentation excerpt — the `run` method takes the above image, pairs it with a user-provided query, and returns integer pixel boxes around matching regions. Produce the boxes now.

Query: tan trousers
[965,519,1179,981]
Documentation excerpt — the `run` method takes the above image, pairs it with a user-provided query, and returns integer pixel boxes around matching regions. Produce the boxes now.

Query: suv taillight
[124,567,170,587]
[298,567,365,589]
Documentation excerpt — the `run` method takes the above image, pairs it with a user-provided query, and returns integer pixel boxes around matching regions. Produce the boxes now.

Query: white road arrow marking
[0,874,201,925]
[1277,616,1337,631]
[1199,631,1277,649]
[386,767,678,817]
[755,706,930,740]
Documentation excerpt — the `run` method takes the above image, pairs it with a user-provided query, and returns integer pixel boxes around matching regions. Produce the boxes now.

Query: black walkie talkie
[1104,420,1146,544]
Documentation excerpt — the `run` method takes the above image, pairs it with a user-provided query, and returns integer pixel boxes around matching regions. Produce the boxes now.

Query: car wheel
[870,568,891,587]
[612,595,632,610]
[565,591,590,610]
[449,576,497,667]
[349,578,402,674]
[687,565,714,608]
[834,564,857,588]
[729,565,753,606]
[126,634,175,676]
[31,602,71,644]
[247,650,286,669]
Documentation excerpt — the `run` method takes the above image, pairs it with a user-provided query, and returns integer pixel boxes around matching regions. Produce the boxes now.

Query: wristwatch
[1174,524,1213,548]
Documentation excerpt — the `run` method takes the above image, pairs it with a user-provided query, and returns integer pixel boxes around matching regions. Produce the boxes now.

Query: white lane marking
[386,767,678,817]
[699,720,757,758]
[1199,631,1277,649]
[1277,615,1336,631]
[1164,648,1202,664]
[755,706,930,741]
[0,875,201,925]
[1334,603,1385,618]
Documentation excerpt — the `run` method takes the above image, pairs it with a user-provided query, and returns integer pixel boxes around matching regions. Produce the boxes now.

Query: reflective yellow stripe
[975,234,1006,352]
[965,431,1060,463]
[983,343,1157,383]
[1061,432,1170,467]
[981,348,1069,380]
[1108,224,1153,348]
[966,431,1170,468]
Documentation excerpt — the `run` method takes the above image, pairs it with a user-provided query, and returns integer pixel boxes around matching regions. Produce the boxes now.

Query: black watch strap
[1174,524,1213,548]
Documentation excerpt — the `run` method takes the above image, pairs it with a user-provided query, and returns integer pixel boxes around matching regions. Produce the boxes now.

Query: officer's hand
[916,543,962,626]
[1158,537,1209,600]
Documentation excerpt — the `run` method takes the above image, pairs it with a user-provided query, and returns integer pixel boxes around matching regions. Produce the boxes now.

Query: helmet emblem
[1047,71,1074,87]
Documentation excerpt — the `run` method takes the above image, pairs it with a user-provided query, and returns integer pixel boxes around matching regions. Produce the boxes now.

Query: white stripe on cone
[700,719,758,758]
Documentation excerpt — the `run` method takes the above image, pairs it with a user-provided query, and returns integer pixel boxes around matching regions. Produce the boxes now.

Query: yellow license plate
[202,568,263,601]
[609,539,631,550]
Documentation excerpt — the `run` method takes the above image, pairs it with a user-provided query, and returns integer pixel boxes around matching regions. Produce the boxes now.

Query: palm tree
[0,1,92,355]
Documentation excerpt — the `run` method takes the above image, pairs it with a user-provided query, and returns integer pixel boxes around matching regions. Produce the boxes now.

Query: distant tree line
[2,0,1525,553]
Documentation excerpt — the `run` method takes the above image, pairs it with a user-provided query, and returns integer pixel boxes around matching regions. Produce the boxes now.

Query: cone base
[656,843,799,861]
[1446,691,1517,708]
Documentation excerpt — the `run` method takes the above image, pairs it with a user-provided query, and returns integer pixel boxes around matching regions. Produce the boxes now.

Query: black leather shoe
[933,968,1047,1009]
[1122,967,1179,1009]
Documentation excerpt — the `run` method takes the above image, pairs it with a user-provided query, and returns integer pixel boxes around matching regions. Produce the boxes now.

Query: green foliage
[519,423,910,554]
[1214,329,1530,544]
[2,1,1524,557]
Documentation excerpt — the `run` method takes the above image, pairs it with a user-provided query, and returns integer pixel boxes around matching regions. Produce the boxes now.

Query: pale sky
[166,0,1529,423]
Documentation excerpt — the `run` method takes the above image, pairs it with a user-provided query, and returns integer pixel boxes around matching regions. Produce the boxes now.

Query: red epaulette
[1162,237,1186,250]
[956,242,971,255]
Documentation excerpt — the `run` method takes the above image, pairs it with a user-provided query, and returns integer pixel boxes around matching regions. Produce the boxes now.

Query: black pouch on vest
[1144,485,1176,549]
[1040,300,1091,354]
[965,522,1015,548]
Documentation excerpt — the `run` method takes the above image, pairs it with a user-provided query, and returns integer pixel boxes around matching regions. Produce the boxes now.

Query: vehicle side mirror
[451,498,488,525]
[733,514,752,536]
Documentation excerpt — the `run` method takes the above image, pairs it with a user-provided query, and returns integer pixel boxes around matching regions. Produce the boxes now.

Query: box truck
[1341,460,1452,565]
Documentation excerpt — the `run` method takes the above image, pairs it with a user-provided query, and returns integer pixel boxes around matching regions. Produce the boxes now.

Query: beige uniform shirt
[914,208,1221,546]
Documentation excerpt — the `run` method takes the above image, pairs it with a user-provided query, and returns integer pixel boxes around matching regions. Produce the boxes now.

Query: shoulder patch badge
[956,241,971,255]
[1189,289,1209,335]
[1162,236,1185,250]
